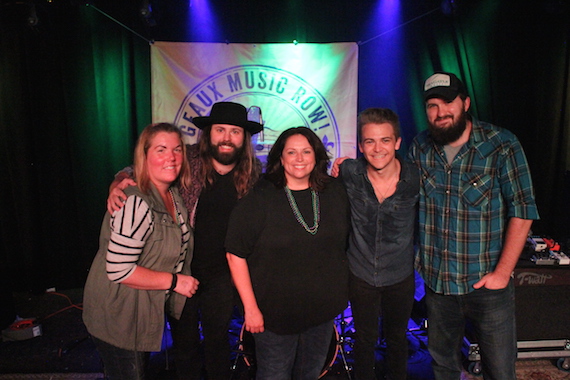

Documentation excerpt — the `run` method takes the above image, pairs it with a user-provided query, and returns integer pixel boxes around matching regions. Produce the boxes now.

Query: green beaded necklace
[284,186,320,235]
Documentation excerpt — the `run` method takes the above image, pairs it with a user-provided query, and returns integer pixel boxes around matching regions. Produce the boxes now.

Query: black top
[192,171,238,282]
[226,178,350,334]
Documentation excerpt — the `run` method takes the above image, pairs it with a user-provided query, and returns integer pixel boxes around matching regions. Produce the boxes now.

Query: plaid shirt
[407,118,539,295]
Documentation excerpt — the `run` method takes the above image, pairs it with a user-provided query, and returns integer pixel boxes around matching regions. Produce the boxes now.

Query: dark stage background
[1,0,569,297]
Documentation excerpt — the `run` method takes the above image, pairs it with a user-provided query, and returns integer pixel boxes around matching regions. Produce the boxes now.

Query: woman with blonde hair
[83,122,199,380]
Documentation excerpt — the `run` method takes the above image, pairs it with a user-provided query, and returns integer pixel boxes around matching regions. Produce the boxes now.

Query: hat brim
[192,116,263,135]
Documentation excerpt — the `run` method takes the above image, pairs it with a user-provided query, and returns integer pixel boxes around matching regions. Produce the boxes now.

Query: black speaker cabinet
[514,265,570,340]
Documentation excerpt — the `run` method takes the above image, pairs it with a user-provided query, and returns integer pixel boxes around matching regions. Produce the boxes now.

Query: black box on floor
[513,264,570,340]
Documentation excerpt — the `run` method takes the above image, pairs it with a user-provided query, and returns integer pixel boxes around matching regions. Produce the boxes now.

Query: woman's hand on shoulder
[174,274,200,297]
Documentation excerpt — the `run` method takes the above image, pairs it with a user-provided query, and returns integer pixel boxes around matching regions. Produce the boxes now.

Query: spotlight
[440,0,458,16]
[139,0,156,26]
[139,0,152,18]
[27,2,38,27]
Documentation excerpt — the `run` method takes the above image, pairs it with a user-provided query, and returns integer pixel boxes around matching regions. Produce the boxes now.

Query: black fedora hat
[192,102,264,135]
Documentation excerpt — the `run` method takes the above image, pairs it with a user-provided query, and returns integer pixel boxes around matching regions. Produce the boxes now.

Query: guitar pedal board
[528,236,569,265]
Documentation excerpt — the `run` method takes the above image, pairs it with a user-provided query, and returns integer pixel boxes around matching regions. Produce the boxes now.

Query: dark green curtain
[0,0,568,293]
[0,3,150,292]
[360,0,569,238]
[405,0,570,239]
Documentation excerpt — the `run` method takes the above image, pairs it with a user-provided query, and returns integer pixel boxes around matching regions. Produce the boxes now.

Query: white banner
[151,42,358,165]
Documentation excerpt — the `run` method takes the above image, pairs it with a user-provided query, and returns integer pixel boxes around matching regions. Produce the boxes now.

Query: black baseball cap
[423,72,468,102]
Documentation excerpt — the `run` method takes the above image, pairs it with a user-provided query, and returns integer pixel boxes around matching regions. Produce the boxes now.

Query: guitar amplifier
[513,263,570,340]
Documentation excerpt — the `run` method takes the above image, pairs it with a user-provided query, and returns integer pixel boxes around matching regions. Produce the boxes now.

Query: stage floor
[1,288,567,380]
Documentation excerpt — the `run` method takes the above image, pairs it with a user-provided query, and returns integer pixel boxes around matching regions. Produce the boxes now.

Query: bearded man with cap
[407,72,539,380]
[108,102,263,380]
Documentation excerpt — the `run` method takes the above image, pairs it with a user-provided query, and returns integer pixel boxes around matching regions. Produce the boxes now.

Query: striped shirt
[106,194,189,283]
[408,118,539,295]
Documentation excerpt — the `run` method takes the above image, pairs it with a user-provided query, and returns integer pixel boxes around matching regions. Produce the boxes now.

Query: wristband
[169,273,178,291]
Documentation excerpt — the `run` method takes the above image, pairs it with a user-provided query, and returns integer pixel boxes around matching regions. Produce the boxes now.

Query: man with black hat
[407,72,539,380]
[108,101,263,380]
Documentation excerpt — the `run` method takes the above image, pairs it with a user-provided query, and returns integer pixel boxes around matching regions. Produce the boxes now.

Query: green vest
[83,184,193,352]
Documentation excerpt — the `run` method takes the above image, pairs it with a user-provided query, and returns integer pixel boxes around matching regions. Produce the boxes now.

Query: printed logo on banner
[173,65,340,165]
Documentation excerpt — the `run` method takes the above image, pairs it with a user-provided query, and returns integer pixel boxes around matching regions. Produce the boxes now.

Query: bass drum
[239,324,339,379]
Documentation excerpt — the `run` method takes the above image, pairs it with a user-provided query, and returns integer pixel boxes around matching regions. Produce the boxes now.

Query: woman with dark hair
[83,123,199,380]
[226,126,350,380]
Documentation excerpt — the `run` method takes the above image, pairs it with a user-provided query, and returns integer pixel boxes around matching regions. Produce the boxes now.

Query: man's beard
[209,141,245,165]
[428,110,468,145]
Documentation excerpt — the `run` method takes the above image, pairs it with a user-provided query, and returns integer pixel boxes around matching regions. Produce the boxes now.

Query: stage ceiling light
[27,2,38,27]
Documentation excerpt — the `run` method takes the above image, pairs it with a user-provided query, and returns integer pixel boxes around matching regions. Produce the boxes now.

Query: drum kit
[228,303,430,379]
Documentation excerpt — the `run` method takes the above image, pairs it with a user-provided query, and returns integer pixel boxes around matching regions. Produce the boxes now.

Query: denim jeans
[425,279,517,380]
[92,336,149,380]
[169,274,237,380]
[253,320,334,380]
[349,272,415,380]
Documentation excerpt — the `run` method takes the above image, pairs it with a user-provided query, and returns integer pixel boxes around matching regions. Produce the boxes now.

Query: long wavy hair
[134,123,191,194]
[265,127,331,191]
[197,125,260,198]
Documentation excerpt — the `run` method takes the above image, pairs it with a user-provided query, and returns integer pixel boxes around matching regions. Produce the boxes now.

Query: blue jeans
[349,272,415,380]
[425,279,517,380]
[253,320,334,380]
[92,336,149,380]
